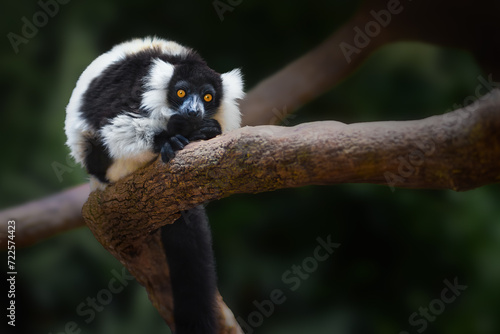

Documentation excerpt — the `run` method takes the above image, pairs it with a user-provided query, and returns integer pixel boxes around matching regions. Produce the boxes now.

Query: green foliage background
[1,1,499,333]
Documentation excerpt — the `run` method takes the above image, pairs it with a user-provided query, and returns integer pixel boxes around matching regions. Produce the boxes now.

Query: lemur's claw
[160,135,191,163]
[188,133,207,141]
[170,136,185,151]
[175,134,190,147]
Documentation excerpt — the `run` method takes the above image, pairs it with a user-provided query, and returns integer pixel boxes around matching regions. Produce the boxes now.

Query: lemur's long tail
[160,205,218,334]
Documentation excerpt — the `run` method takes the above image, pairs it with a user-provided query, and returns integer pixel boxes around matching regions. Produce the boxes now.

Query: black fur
[161,206,218,334]
[84,136,112,183]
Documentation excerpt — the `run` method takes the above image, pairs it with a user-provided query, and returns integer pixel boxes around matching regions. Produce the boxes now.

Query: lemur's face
[167,62,223,120]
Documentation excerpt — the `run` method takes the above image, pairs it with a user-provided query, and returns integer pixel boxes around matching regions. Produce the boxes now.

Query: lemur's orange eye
[204,94,213,102]
[177,90,186,98]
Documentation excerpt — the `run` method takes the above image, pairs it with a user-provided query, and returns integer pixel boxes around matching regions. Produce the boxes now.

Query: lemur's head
[167,60,223,120]
[142,52,243,133]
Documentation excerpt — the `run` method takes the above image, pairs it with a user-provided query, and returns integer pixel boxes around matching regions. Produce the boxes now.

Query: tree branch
[82,90,500,333]
[87,91,500,239]
[0,184,90,248]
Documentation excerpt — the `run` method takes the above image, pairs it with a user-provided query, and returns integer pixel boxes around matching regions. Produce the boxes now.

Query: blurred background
[1,0,499,333]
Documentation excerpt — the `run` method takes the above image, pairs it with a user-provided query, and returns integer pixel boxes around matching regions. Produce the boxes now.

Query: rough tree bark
[83,90,500,333]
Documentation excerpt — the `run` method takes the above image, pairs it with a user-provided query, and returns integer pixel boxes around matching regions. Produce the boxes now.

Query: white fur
[100,113,167,159]
[216,69,245,132]
[118,36,189,57]
[141,58,175,119]
[98,112,167,188]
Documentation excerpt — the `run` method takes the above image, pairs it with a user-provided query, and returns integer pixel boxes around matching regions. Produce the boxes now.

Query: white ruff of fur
[141,58,175,120]
[217,69,244,132]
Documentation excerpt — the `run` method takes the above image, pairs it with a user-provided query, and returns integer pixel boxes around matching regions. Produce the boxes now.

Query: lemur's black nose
[186,107,202,117]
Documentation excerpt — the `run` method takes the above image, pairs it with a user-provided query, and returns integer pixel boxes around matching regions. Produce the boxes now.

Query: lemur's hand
[166,115,199,138]
[167,115,222,141]
[188,118,222,141]
[153,115,192,162]
[154,132,190,163]
[154,115,222,163]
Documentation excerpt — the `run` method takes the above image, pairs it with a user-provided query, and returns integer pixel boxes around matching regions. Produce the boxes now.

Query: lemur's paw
[160,134,190,163]
[167,114,198,137]
[190,119,222,142]
[188,132,207,141]
[171,134,190,149]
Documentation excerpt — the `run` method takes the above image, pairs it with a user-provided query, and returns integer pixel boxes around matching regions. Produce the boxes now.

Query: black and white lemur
[65,37,244,334]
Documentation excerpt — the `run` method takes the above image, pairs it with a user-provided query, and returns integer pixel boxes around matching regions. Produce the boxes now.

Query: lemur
[65,37,244,334]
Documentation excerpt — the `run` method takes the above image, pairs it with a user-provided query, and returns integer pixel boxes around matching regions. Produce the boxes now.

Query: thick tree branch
[86,90,500,240]
[0,184,90,248]
[82,90,500,333]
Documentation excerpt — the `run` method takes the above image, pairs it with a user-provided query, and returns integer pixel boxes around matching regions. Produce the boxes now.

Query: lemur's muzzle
[180,95,204,118]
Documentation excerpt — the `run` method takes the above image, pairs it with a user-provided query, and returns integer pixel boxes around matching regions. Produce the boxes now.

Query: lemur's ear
[218,69,244,132]
[221,69,244,102]
[141,59,176,117]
